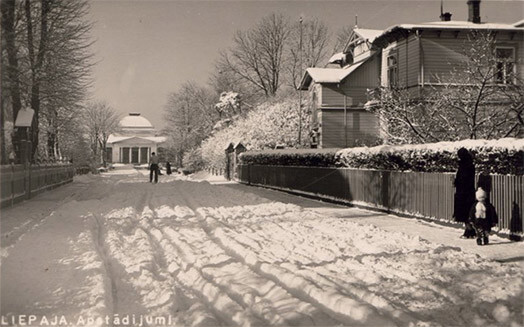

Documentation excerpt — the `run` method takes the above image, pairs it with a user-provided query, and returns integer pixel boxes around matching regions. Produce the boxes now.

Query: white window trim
[494,46,516,85]
[387,52,398,88]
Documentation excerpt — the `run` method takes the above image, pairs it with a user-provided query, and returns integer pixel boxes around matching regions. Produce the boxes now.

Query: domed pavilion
[106,113,166,164]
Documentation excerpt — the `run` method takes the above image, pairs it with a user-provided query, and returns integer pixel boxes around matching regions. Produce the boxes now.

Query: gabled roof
[372,21,524,48]
[298,59,367,90]
[514,19,524,27]
[385,21,524,31]
[107,135,166,144]
[343,28,383,54]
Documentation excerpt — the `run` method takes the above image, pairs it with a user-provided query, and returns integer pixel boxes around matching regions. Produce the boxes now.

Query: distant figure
[149,152,159,183]
[166,161,172,175]
[469,188,498,246]
[453,148,476,238]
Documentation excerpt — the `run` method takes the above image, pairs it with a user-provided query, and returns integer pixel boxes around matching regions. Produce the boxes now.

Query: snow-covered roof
[299,59,367,90]
[342,28,383,54]
[353,28,383,43]
[328,52,345,64]
[389,21,524,31]
[513,19,524,27]
[119,113,154,129]
[14,108,34,127]
[372,20,524,49]
[107,135,166,144]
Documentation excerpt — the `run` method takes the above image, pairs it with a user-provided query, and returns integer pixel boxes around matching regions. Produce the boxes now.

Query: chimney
[440,12,452,21]
[440,1,452,21]
[467,0,481,24]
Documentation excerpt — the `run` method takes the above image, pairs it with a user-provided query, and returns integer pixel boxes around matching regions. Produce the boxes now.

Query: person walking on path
[149,152,160,183]
[469,187,498,246]
[166,161,172,175]
[453,148,476,238]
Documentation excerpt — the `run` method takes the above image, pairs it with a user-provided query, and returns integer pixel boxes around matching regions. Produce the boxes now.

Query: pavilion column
[138,147,142,163]
[129,148,132,163]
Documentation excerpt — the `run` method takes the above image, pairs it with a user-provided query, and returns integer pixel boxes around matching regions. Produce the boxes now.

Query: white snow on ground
[1,170,523,327]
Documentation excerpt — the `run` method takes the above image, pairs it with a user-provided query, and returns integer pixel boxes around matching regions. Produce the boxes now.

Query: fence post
[10,164,15,206]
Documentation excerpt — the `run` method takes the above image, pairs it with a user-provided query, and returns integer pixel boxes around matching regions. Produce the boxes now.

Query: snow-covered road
[1,171,523,327]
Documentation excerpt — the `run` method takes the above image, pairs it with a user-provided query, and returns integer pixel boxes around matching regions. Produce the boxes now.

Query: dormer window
[387,53,398,87]
[495,47,515,84]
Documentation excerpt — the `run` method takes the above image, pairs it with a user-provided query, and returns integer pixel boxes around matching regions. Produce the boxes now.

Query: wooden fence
[237,165,523,234]
[1,164,75,208]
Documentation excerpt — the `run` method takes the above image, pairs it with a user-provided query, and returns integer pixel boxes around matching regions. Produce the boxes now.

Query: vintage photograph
[1,0,523,326]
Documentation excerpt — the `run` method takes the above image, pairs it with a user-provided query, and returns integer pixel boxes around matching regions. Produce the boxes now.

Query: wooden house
[299,0,523,148]
[299,28,382,148]
[372,15,524,95]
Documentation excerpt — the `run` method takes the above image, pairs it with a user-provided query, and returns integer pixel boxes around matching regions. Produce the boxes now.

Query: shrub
[182,148,204,173]
[239,148,340,167]
[200,96,310,170]
[336,138,524,175]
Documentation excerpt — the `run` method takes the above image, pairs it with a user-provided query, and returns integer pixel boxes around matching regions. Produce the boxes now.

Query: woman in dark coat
[166,161,172,175]
[453,148,476,238]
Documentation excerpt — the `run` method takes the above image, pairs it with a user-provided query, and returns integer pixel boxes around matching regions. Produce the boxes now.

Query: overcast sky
[88,0,523,130]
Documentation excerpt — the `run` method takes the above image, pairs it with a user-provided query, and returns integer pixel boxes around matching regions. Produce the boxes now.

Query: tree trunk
[26,0,50,160]
[1,0,24,162]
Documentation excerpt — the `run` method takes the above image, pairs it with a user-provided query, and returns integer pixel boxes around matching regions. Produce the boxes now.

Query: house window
[495,47,515,84]
[105,147,112,163]
[387,54,398,87]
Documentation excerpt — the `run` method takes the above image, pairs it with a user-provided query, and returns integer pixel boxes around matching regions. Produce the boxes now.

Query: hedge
[238,138,523,175]
[336,138,523,175]
[239,148,340,167]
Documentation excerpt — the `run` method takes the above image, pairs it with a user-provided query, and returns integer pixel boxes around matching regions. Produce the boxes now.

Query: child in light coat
[469,188,498,245]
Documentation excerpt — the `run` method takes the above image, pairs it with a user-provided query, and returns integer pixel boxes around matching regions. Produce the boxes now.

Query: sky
[88,0,523,130]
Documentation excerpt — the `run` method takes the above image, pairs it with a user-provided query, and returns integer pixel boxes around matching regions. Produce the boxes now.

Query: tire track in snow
[163,187,316,326]
[187,194,412,326]
[92,212,119,317]
[177,190,345,326]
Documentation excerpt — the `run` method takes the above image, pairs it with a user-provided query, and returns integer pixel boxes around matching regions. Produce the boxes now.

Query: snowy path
[1,172,523,327]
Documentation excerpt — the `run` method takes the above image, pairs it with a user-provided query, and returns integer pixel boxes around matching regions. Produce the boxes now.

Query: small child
[469,188,498,245]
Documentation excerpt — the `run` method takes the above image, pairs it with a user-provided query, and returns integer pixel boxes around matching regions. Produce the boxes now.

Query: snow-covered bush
[215,91,241,116]
[201,96,310,170]
[336,138,524,175]
[182,148,204,173]
[239,148,340,167]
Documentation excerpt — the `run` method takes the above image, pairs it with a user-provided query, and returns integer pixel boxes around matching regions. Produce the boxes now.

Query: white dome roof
[119,113,153,129]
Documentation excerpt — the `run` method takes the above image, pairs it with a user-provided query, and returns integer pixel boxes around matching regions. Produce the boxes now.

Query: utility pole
[298,16,303,145]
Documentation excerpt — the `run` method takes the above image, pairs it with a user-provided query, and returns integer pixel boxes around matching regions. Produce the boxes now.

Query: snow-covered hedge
[336,138,524,175]
[239,148,340,167]
[201,97,309,170]
[238,138,523,175]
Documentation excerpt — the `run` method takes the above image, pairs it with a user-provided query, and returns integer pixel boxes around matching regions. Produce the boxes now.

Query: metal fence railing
[237,165,523,234]
[1,164,75,208]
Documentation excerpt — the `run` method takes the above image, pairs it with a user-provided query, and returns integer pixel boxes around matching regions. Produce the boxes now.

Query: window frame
[494,46,516,85]
[387,52,399,88]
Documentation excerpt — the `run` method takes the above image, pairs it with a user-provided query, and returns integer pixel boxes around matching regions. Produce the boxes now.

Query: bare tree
[286,17,331,90]
[217,13,290,97]
[84,101,120,167]
[1,0,23,163]
[163,82,218,166]
[1,0,94,161]
[333,25,354,54]
[369,31,523,143]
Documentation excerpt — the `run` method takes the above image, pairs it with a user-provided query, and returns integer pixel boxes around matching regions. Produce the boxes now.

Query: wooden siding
[321,54,381,108]
[381,35,419,88]
[421,30,523,83]
[319,109,379,148]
